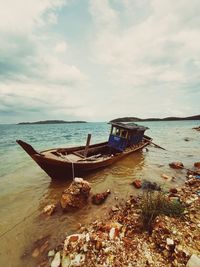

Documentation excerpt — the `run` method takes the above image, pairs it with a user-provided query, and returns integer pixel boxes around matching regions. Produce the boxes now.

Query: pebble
[48,250,55,257]
[132,179,142,189]
[186,254,200,267]
[169,161,184,169]
[109,228,116,240]
[61,255,71,267]
[111,206,119,212]
[51,251,61,267]
[43,204,56,216]
[194,162,200,169]
[161,174,173,181]
[166,238,174,246]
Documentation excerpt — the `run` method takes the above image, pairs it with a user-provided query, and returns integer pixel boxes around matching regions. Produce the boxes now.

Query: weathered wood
[16,138,151,180]
[84,134,91,157]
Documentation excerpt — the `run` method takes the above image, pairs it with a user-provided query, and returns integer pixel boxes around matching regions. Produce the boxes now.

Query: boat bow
[16,140,40,156]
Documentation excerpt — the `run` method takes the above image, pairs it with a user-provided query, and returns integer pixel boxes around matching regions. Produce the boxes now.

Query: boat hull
[17,139,150,180]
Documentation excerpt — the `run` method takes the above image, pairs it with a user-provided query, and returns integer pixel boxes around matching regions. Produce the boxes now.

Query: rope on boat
[63,154,75,180]
[72,161,75,180]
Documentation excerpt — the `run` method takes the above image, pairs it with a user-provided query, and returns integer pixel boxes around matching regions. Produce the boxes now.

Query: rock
[186,178,197,186]
[68,235,79,243]
[32,237,49,258]
[51,251,61,267]
[194,162,200,168]
[43,204,56,216]
[109,227,116,240]
[95,240,102,250]
[48,250,55,257]
[161,174,173,181]
[32,248,40,258]
[70,254,85,266]
[64,234,82,250]
[92,189,111,205]
[169,162,184,169]
[193,126,200,131]
[60,178,91,211]
[39,240,49,254]
[142,181,161,191]
[61,254,71,267]
[111,206,119,212]
[132,179,142,189]
[186,254,200,267]
[169,188,178,194]
[85,233,90,242]
[166,238,174,246]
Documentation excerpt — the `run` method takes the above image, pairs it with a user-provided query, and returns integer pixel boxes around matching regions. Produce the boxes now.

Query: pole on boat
[143,137,166,150]
[84,134,91,157]
[149,140,166,150]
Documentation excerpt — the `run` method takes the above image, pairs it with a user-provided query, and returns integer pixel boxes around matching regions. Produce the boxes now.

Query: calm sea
[0,121,199,266]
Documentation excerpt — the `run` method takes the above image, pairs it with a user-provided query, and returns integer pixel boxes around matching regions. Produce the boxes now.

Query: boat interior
[45,139,148,163]
[48,143,113,162]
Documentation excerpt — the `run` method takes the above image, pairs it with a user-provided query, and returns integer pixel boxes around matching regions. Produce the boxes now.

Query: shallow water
[0,121,199,266]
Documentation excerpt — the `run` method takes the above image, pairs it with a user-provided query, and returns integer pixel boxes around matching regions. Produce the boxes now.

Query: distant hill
[110,115,200,123]
[110,117,141,122]
[18,120,87,125]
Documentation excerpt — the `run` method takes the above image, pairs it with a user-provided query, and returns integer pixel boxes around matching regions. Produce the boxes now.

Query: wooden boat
[17,122,152,179]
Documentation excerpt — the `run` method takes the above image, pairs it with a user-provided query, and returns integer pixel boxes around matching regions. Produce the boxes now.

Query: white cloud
[55,41,68,53]
[89,0,200,85]
[0,0,66,33]
[44,56,87,84]
[0,0,87,84]
[0,81,93,122]
[85,0,200,118]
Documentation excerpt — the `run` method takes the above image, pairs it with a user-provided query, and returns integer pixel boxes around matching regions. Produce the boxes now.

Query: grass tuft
[140,191,185,233]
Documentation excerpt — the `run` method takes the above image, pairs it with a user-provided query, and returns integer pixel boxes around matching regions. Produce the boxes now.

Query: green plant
[140,191,184,233]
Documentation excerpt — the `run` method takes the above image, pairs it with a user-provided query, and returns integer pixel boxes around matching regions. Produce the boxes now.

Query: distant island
[18,120,87,125]
[110,114,200,123]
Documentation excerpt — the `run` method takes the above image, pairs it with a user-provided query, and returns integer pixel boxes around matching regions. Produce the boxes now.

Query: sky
[0,0,200,123]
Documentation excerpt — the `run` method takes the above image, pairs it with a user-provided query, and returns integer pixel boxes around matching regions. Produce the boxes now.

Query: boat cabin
[108,122,148,152]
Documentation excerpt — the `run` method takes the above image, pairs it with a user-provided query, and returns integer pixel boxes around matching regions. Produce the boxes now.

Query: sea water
[0,121,199,266]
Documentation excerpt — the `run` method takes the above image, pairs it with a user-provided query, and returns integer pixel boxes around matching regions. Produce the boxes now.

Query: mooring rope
[72,161,75,180]
[0,209,38,240]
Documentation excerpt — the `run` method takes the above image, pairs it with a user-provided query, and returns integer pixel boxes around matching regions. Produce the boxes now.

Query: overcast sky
[0,0,200,123]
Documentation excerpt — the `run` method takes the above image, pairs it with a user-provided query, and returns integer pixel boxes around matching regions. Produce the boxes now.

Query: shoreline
[34,164,200,267]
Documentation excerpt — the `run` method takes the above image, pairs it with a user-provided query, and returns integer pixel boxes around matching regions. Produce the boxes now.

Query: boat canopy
[108,122,148,151]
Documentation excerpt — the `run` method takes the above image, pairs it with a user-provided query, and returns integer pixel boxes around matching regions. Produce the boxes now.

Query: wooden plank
[84,134,91,157]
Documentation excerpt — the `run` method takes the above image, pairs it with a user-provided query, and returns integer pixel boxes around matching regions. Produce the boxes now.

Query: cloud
[0,82,93,123]
[0,0,91,123]
[0,0,66,33]
[55,41,68,53]
[0,0,199,123]
[86,0,200,118]
[89,0,200,80]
